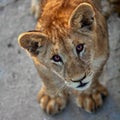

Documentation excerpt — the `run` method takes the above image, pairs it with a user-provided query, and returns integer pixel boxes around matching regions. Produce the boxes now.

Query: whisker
[86,70,94,77]
[36,62,65,81]
[52,69,65,81]
[55,84,66,96]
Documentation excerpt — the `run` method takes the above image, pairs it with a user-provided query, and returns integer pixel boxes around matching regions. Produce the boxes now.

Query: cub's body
[18,0,118,115]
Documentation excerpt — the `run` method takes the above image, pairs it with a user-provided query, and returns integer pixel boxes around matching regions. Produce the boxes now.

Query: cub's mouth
[77,81,89,88]
[65,75,92,91]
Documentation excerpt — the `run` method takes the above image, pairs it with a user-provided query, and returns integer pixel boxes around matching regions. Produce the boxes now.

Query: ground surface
[0,0,120,120]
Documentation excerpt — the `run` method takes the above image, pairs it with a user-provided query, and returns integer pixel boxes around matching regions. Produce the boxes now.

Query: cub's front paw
[37,88,68,115]
[76,83,108,113]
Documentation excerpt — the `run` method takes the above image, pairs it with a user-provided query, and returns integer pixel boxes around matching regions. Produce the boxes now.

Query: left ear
[69,3,96,32]
[18,31,48,56]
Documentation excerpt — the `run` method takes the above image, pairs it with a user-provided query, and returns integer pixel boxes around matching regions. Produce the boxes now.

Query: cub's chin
[74,79,92,91]
[65,76,93,91]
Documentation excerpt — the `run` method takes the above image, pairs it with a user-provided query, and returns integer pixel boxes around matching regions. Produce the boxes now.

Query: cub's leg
[31,0,41,19]
[75,82,108,113]
[37,86,69,115]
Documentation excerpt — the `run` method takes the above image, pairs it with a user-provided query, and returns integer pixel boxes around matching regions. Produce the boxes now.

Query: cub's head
[18,3,108,91]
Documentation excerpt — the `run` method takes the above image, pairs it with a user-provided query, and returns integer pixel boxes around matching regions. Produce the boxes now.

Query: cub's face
[43,33,94,91]
[18,3,108,91]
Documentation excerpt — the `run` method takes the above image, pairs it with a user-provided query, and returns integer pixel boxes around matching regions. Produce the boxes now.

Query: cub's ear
[18,31,48,56]
[69,3,96,32]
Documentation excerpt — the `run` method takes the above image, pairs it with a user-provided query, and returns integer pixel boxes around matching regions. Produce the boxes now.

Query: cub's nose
[71,75,86,83]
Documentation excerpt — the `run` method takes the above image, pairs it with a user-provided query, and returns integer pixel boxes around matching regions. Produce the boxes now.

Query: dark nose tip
[71,75,86,83]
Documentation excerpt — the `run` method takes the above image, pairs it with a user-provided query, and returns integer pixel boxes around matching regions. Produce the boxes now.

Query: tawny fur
[18,0,118,115]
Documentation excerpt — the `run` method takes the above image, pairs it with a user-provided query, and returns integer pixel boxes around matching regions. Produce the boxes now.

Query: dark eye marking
[76,44,84,54]
[51,55,62,62]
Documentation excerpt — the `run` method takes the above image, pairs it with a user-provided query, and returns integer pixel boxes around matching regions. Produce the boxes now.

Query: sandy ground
[0,0,120,120]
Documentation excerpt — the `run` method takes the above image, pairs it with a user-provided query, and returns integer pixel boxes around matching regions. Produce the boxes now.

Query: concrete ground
[0,0,120,120]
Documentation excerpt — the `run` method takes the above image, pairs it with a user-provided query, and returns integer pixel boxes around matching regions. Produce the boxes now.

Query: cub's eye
[52,55,62,62]
[76,44,84,53]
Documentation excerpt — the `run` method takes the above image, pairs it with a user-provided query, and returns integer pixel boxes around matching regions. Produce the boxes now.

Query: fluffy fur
[18,0,114,115]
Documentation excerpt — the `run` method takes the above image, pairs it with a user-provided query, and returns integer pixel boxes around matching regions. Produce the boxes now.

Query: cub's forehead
[49,31,91,55]
[51,32,87,47]
[51,37,74,55]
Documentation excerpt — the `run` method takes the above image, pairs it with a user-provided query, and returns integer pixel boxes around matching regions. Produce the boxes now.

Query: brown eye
[52,55,62,62]
[76,44,84,54]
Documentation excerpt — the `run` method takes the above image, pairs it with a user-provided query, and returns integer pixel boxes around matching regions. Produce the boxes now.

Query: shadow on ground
[0,0,120,120]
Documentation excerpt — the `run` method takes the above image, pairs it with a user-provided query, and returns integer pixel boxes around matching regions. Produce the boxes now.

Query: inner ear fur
[18,31,47,55]
[69,3,96,32]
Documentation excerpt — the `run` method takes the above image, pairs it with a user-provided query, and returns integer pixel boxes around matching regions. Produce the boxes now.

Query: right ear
[18,31,48,56]
[69,3,96,32]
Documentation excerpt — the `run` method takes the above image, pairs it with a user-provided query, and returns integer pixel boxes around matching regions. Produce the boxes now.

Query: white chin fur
[74,80,92,91]
[65,76,92,91]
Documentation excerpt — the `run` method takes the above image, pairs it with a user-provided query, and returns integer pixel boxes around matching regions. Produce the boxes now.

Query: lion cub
[18,0,113,115]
